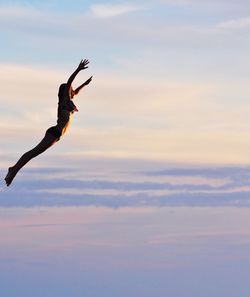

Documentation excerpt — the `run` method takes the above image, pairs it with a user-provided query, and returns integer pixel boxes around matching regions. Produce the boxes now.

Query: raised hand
[83,76,93,86]
[77,59,89,71]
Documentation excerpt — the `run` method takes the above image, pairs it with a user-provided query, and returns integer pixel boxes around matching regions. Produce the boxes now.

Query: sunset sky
[1,2,250,297]
[1,0,250,166]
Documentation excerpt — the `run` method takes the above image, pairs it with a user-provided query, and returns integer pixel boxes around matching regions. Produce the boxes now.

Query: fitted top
[57,94,77,117]
[56,94,77,135]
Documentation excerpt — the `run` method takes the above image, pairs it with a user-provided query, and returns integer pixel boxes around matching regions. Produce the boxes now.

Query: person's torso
[58,96,77,115]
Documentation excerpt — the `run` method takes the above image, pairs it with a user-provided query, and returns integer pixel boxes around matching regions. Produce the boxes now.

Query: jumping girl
[5,59,93,186]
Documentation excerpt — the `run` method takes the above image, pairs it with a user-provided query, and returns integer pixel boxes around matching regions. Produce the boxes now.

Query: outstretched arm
[74,76,93,96]
[66,59,89,94]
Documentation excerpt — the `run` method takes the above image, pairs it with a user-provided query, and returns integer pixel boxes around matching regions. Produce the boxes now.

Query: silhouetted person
[5,59,93,186]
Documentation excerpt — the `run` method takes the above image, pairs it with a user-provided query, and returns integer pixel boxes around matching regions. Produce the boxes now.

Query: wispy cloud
[2,163,250,208]
[90,3,146,18]
[0,3,249,50]
[0,5,38,18]
[158,0,250,7]
[217,17,250,30]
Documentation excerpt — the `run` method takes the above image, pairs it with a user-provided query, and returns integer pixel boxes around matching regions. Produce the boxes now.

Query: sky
[1,2,250,297]
[1,205,250,297]
[1,0,250,165]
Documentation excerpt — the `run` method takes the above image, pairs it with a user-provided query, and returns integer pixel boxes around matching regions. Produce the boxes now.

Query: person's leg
[5,133,58,186]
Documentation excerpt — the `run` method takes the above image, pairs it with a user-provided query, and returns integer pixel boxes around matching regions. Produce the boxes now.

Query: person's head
[58,83,67,99]
[58,84,75,99]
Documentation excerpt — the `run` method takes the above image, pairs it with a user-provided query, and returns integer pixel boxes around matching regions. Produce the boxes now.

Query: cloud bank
[1,161,250,208]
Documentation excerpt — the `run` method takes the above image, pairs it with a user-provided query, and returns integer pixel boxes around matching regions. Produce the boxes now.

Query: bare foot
[4,167,16,187]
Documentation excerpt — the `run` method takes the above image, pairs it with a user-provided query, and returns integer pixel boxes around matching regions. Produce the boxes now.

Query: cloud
[1,163,250,208]
[1,61,250,164]
[157,0,250,7]
[1,2,249,53]
[217,17,250,30]
[0,5,38,18]
[90,3,145,18]
[0,68,248,162]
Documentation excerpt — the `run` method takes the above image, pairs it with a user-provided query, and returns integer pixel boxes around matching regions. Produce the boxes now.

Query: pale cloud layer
[1,3,250,53]
[1,161,250,208]
[90,3,146,18]
[217,17,250,30]
[1,62,250,164]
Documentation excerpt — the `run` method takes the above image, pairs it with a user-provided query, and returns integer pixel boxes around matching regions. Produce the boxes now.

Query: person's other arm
[74,76,93,96]
[66,59,90,94]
